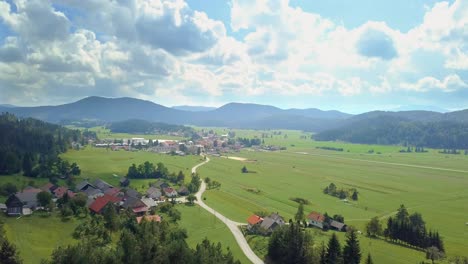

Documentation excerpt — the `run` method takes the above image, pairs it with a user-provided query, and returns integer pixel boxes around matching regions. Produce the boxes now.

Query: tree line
[108,119,195,137]
[323,183,358,201]
[0,113,90,178]
[42,201,240,264]
[267,222,369,264]
[384,205,444,252]
[126,161,201,193]
[315,115,468,149]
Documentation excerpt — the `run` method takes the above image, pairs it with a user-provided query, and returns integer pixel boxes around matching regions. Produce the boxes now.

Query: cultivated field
[196,130,468,263]
[61,146,202,188]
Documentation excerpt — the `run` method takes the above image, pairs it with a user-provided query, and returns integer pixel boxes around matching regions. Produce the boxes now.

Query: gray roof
[76,180,94,191]
[269,213,284,223]
[82,186,103,197]
[125,188,141,198]
[16,192,38,208]
[330,220,346,230]
[93,179,113,191]
[260,217,278,231]
[122,196,145,209]
[146,187,162,199]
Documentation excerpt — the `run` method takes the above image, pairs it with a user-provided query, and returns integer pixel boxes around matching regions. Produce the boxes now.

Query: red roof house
[247,215,263,226]
[307,211,326,229]
[89,194,121,214]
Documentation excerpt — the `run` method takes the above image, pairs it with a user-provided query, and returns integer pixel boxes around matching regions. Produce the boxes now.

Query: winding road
[192,156,264,264]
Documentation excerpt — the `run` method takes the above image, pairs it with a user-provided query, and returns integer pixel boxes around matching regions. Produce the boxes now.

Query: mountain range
[1,96,467,136]
[0,97,351,131]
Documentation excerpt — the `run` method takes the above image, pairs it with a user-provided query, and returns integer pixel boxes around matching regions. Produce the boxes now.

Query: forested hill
[314,115,468,149]
[108,119,195,136]
[0,113,94,175]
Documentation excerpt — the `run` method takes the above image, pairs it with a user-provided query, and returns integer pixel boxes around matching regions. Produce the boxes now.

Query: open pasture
[198,145,468,262]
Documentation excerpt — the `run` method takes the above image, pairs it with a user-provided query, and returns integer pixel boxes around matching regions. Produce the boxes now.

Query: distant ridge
[3,96,467,134]
[172,105,217,112]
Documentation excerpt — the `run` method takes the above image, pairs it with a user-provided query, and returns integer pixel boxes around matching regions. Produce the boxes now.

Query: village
[1,176,194,224]
[93,129,283,156]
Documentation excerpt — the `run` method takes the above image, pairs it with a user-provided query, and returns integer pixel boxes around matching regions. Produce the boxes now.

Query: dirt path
[192,157,264,264]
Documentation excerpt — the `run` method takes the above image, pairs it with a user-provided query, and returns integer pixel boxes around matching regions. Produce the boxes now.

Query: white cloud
[0,0,468,107]
[401,74,468,92]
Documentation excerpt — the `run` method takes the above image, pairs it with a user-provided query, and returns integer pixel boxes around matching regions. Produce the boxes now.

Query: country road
[192,156,264,264]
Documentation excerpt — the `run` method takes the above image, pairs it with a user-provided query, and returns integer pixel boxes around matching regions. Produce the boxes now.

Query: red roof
[132,206,148,214]
[67,190,76,198]
[163,187,175,193]
[307,211,325,222]
[136,215,161,224]
[247,215,263,225]
[53,187,69,198]
[89,194,120,214]
[104,188,121,197]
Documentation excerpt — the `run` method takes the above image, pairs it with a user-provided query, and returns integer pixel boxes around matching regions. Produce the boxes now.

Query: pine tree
[343,229,361,264]
[365,253,374,264]
[326,233,342,264]
[295,203,305,223]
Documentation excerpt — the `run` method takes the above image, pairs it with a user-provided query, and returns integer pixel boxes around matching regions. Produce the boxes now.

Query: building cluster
[2,177,190,218]
[246,213,286,235]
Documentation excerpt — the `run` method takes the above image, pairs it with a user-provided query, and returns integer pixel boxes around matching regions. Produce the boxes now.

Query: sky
[0,0,467,113]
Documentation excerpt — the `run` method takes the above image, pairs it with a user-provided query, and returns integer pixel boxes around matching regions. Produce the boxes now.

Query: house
[136,214,161,224]
[16,189,41,209]
[89,194,121,214]
[121,196,148,215]
[259,213,285,234]
[177,186,189,196]
[76,180,95,192]
[93,179,113,192]
[330,220,347,232]
[125,188,141,199]
[82,186,103,199]
[146,187,162,200]
[104,188,122,197]
[247,214,263,230]
[119,177,130,187]
[152,180,169,189]
[141,198,157,208]
[308,211,326,229]
[53,187,75,199]
[163,187,178,198]
[5,195,23,216]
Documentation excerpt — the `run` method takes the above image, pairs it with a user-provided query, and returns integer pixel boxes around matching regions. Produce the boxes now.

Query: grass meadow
[178,205,250,263]
[195,130,468,263]
[1,128,468,263]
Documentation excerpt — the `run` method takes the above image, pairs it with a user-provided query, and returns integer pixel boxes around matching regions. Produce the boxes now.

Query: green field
[178,205,250,263]
[2,128,468,264]
[61,146,202,189]
[86,126,186,141]
[1,214,80,263]
[190,129,468,263]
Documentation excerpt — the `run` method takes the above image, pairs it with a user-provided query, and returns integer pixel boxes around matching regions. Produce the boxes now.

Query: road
[192,156,264,264]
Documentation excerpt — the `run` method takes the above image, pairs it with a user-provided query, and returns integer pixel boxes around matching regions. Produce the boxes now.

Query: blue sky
[0,0,467,113]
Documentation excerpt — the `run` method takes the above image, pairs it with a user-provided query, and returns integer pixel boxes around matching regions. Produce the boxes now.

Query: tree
[365,253,374,264]
[366,216,382,237]
[351,190,358,201]
[186,194,197,205]
[22,153,33,176]
[70,163,81,176]
[36,191,53,207]
[102,203,119,231]
[0,223,22,264]
[295,203,305,223]
[343,229,361,264]
[267,223,315,264]
[426,246,444,264]
[127,164,138,179]
[241,166,248,173]
[326,233,342,264]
